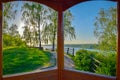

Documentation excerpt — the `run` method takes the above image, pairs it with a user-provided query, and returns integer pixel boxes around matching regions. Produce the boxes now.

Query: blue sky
[8,1,117,44]
[64,1,117,44]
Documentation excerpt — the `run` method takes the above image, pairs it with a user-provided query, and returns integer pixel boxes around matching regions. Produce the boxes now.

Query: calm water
[42,44,99,54]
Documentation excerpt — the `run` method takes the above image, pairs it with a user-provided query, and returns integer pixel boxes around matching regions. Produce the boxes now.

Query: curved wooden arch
[62,0,117,11]
[0,0,87,12]
[1,0,59,11]
[1,0,117,11]
[0,0,120,80]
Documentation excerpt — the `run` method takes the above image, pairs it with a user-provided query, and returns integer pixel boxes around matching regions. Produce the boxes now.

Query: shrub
[74,49,116,76]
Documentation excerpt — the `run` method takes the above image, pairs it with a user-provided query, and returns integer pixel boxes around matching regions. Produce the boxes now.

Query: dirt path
[34,51,74,72]
[64,54,74,69]
[49,51,75,69]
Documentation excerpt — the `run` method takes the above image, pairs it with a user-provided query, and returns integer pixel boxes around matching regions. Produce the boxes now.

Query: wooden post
[67,48,69,54]
[57,6,64,80]
[0,2,2,80]
[117,1,120,80]
[72,48,74,56]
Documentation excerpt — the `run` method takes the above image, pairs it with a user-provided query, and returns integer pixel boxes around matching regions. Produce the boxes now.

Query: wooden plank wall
[63,69,116,80]
[3,70,57,80]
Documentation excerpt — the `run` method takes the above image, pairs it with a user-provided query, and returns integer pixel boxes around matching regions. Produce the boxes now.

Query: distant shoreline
[42,44,98,53]
[42,43,98,46]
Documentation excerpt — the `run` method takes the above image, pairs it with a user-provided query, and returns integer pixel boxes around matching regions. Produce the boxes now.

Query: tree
[9,24,19,37]
[3,2,25,47]
[22,2,49,48]
[34,3,48,49]
[64,10,76,40]
[94,7,117,51]
[22,25,32,46]
[42,9,76,51]
[42,9,57,51]
[22,3,37,47]
[3,25,25,47]
[3,2,17,33]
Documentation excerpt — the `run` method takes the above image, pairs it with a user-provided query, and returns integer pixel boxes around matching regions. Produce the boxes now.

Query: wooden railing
[65,48,75,56]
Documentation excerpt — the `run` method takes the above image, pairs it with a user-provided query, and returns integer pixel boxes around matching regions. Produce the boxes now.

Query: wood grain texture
[0,0,119,80]
[117,1,120,80]
[3,70,57,80]
[0,2,2,80]
[63,69,116,80]
[57,8,64,80]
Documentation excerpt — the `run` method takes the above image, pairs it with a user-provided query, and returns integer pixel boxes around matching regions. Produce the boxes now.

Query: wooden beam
[117,1,120,80]
[62,0,117,11]
[57,5,64,80]
[0,2,2,80]
[1,0,59,11]
[63,0,86,11]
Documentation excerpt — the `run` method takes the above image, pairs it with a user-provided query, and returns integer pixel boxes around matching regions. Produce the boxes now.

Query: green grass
[3,47,52,75]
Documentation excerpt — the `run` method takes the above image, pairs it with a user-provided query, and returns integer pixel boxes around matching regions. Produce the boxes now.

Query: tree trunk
[29,26,32,47]
[52,38,55,51]
[52,29,56,51]
[38,15,42,49]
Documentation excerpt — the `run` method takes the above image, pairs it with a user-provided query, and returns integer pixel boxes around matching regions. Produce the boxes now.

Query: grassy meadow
[3,47,52,75]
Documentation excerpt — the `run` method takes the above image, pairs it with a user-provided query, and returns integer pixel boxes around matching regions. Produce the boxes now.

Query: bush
[3,34,26,47]
[95,52,116,76]
[74,49,97,72]
[73,49,116,76]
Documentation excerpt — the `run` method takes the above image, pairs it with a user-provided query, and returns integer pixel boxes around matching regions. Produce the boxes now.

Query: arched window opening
[64,1,117,77]
[2,1,57,76]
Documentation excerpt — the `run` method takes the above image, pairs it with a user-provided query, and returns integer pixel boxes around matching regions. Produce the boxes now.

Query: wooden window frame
[0,0,119,80]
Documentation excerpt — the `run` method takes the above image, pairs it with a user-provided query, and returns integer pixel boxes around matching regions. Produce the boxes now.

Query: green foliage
[42,9,76,51]
[9,24,19,37]
[74,50,116,76]
[3,47,52,75]
[41,9,57,51]
[3,2,25,47]
[95,52,116,76]
[64,10,76,40]
[94,7,117,51]
[22,2,49,47]
[21,2,76,50]
[74,50,97,72]
[22,3,39,47]
[3,33,25,47]
[3,2,17,33]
